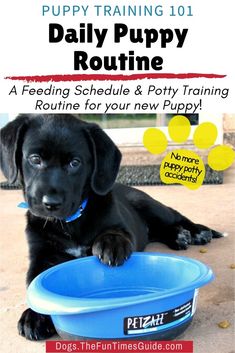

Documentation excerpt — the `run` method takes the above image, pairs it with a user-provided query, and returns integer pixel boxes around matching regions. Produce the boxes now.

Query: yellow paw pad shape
[160,149,205,190]
[143,115,235,190]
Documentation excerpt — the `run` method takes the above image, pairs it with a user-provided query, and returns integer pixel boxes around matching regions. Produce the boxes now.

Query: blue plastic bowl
[27,252,214,340]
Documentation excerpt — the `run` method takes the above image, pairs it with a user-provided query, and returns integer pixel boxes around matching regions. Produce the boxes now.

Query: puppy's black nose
[42,195,62,211]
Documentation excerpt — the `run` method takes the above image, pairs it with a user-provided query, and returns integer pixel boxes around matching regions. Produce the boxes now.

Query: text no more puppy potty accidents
[143,116,235,190]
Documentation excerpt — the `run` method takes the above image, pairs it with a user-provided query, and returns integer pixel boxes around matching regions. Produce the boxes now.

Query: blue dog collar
[17,198,88,223]
[65,198,88,223]
[18,202,29,209]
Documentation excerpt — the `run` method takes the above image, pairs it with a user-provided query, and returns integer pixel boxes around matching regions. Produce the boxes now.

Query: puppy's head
[0,114,121,220]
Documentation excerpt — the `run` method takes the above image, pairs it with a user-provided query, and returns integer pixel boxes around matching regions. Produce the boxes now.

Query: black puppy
[0,114,222,340]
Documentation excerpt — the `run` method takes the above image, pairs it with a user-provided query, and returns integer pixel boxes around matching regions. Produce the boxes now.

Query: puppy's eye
[28,154,42,167]
[69,158,81,169]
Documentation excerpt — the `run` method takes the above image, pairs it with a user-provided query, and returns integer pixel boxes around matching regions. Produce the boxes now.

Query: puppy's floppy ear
[0,115,30,183]
[86,123,122,195]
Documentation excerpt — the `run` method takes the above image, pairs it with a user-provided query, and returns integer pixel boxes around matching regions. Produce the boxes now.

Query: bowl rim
[27,252,214,315]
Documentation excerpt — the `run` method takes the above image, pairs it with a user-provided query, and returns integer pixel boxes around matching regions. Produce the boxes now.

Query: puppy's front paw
[92,232,133,266]
[18,308,56,340]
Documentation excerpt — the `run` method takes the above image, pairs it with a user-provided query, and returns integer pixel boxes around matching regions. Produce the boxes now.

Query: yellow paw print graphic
[143,115,235,190]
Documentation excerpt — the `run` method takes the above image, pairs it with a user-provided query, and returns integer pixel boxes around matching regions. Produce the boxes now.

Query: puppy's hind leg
[149,221,224,250]
[126,187,224,250]
[180,220,224,245]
